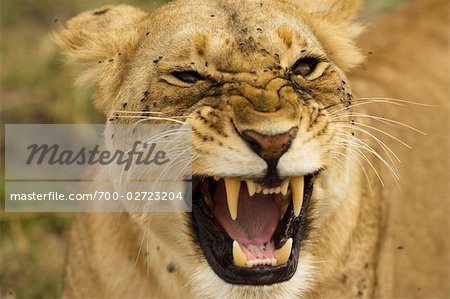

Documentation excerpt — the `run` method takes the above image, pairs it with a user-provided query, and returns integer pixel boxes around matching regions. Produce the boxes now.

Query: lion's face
[59,0,364,297]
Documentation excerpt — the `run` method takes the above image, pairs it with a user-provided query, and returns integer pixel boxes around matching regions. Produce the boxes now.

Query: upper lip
[190,173,317,285]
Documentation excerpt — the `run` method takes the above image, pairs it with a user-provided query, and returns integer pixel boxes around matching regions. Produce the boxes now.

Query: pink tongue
[212,180,281,244]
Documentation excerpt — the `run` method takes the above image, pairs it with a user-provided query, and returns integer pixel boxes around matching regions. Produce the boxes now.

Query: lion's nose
[241,127,298,162]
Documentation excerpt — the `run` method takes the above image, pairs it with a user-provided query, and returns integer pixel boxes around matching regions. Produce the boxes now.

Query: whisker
[329,113,425,134]
[112,110,193,120]
[155,147,192,183]
[328,149,373,193]
[334,125,402,163]
[141,129,192,145]
[328,119,401,129]
[357,97,438,107]
[113,110,164,115]
[333,136,399,181]
[115,115,187,125]
[351,121,411,149]
[330,141,385,187]
[135,217,150,266]
[323,96,437,110]
[323,98,398,110]
[327,100,405,116]
[334,131,400,179]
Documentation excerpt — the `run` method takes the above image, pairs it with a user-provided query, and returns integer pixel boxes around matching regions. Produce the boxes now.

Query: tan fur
[351,1,449,297]
[57,0,449,298]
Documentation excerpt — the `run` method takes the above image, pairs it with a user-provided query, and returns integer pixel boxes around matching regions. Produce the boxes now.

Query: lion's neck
[303,154,382,298]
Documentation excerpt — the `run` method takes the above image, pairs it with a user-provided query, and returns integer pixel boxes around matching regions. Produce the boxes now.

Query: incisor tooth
[274,238,293,266]
[233,241,247,267]
[246,180,256,197]
[290,176,304,216]
[225,178,240,220]
[256,184,262,193]
[281,180,289,196]
[263,188,269,195]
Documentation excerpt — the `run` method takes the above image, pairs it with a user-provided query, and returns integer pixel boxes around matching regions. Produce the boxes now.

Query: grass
[0,212,71,298]
[0,0,409,298]
[1,1,167,297]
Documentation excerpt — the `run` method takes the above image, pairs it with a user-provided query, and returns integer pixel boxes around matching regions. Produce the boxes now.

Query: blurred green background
[0,0,409,298]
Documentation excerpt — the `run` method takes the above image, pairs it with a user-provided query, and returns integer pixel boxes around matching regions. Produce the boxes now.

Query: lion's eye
[292,58,319,77]
[171,71,204,84]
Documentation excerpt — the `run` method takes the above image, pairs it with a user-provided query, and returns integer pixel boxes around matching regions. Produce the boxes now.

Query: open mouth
[191,174,315,285]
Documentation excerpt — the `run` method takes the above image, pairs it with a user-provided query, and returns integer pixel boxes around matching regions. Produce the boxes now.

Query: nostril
[247,140,260,148]
[240,127,298,162]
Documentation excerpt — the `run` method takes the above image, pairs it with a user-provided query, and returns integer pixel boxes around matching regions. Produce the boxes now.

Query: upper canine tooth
[232,241,247,267]
[246,180,256,197]
[274,238,293,266]
[225,178,240,220]
[281,180,289,196]
[290,176,304,216]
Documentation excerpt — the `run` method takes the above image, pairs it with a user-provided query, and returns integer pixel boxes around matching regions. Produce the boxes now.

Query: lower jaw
[190,174,315,285]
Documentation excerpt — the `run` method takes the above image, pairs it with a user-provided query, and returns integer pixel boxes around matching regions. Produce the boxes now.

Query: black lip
[190,174,315,285]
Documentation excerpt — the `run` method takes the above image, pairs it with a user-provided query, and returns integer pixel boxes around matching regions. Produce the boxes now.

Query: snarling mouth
[191,174,315,285]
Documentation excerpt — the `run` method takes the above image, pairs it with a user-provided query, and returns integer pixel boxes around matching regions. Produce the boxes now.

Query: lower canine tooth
[225,178,241,220]
[274,238,293,266]
[233,241,247,267]
[290,176,304,216]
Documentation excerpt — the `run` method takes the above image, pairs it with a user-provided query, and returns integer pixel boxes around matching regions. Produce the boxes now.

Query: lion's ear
[290,0,360,22]
[55,5,148,112]
[288,0,364,71]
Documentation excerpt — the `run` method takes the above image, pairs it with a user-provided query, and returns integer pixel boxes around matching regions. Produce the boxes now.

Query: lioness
[57,0,449,298]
